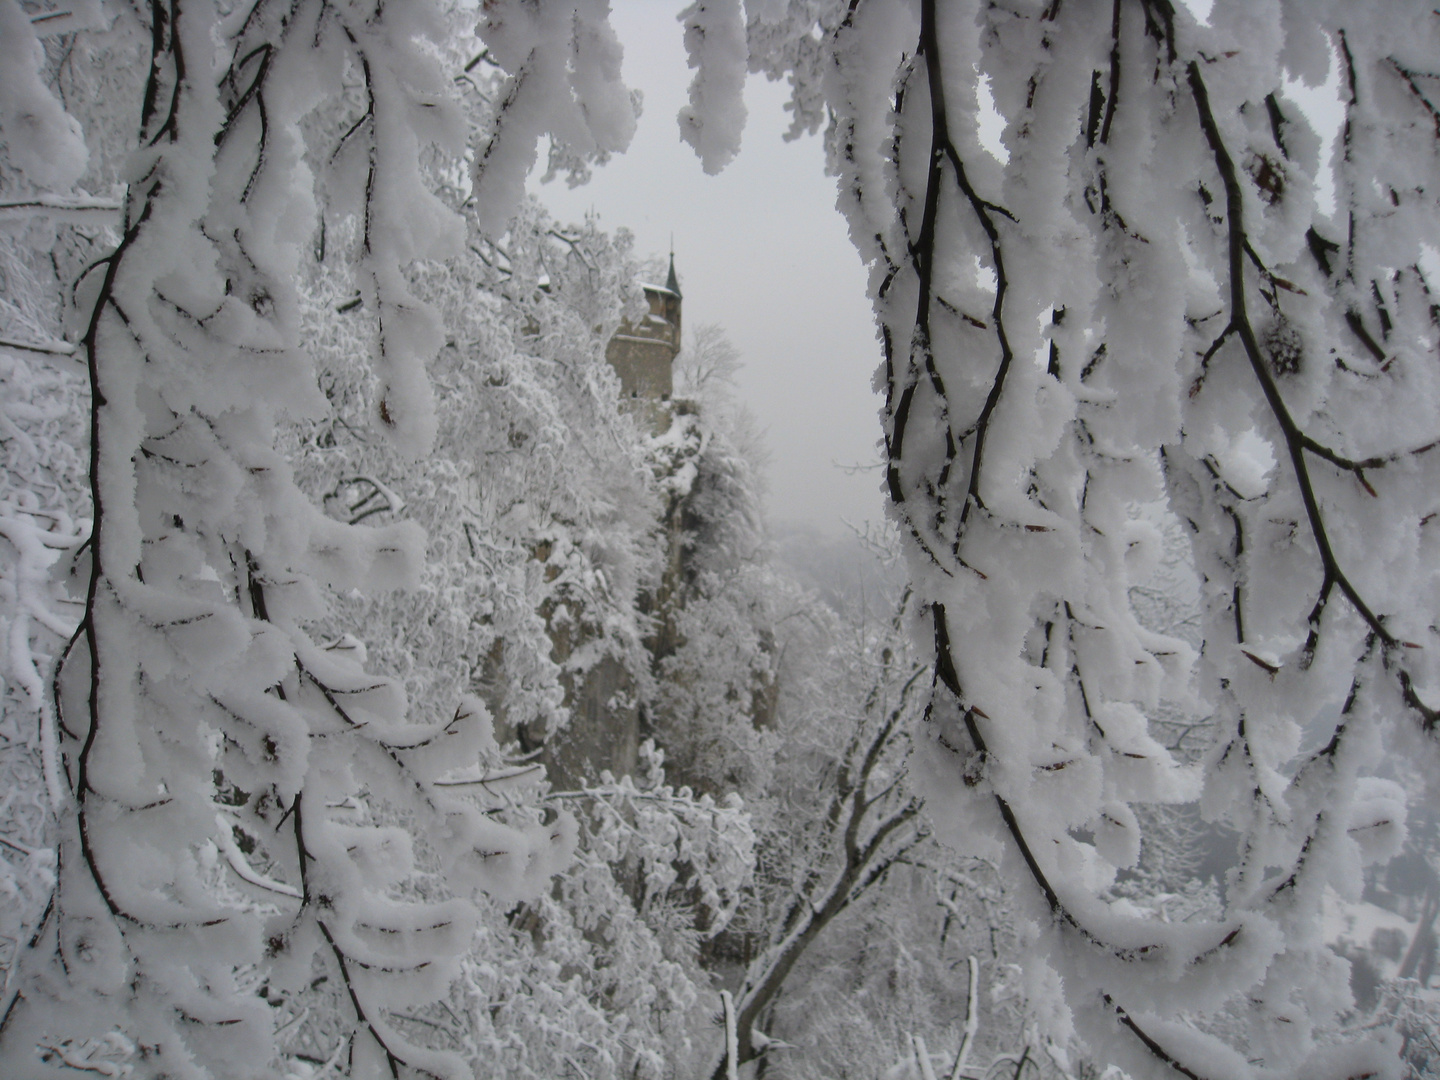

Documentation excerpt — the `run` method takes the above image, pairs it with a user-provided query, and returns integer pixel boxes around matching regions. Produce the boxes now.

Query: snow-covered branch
[731,0,1440,1075]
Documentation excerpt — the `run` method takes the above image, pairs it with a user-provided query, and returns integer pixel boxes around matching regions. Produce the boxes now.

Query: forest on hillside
[2,2,1440,1079]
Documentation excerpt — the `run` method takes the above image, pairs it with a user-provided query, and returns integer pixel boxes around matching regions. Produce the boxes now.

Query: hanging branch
[884,0,1022,582]
[1187,60,1440,732]
[903,6,1255,1078]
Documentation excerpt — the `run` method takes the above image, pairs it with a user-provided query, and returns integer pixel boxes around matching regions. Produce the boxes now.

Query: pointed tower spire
[665,243,681,298]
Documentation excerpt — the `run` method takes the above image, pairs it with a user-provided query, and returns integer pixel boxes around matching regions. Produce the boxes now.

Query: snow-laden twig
[212,814,300,900]
[0,506,82,811]
[720,990,739,1080]
[949,955,979,1080]
[0,196,121,225]
[913,1033,939,1080]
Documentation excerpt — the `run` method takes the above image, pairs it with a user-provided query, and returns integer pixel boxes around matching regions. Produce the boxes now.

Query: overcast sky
[527,4,886,538]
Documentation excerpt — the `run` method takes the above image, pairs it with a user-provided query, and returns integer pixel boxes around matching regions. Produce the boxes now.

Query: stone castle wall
[606,284,681,402]
[480,277,685,789]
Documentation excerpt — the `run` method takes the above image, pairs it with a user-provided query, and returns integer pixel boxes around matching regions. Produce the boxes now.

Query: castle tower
[606,252,682,403]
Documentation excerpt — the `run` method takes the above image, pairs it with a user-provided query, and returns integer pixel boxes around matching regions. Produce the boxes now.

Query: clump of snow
[677,0,749,174]
[0,0,89,189]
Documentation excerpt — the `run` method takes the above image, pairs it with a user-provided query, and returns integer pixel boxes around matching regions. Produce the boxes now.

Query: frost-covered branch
[1188,58,1440,731]
[0,2,640,1075]
[730,1,1440,1076]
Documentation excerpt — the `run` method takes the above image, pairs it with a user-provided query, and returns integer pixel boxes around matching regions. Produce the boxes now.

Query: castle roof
[665,251,681,298]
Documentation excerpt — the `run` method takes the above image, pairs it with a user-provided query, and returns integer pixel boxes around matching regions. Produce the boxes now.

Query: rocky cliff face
[482,395,778,798]
[483,401,704,791]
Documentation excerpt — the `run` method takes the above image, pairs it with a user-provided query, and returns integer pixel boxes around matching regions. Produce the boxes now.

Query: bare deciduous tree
[676,322,744,402]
